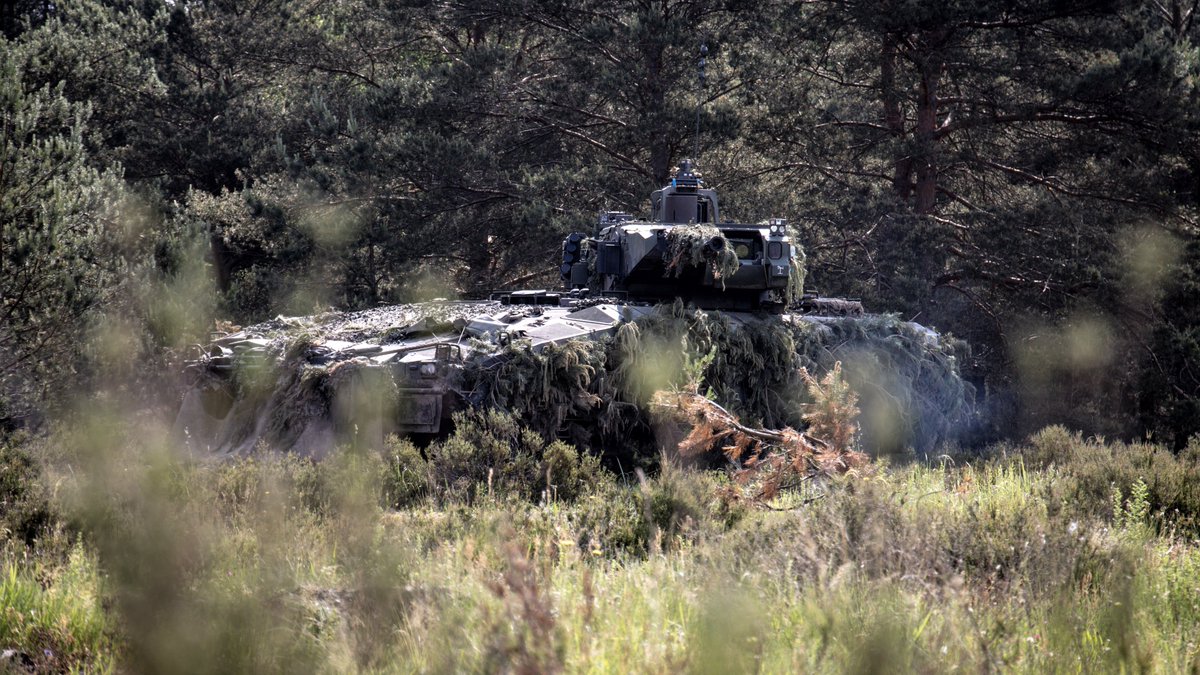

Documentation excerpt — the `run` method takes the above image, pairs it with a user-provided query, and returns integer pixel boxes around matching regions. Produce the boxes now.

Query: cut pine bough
[651,371,873,506]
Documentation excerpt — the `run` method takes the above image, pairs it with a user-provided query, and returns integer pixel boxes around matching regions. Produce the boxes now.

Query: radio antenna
[693,42,707,163]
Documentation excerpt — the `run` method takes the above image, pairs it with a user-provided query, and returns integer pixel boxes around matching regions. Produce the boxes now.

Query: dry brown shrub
[651,362,870,505]
[800,362,858,453]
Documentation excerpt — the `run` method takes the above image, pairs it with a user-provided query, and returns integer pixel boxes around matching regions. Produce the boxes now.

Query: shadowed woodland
[3,1,1200,672]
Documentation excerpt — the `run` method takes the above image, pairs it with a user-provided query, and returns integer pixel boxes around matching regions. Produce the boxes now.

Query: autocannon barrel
[702,235,727,255]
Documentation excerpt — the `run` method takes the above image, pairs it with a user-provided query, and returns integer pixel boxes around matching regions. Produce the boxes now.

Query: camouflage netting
[465,340,610,443]
[468,301,975,457]
[175,302,478,456]
[663,225,741,285]
[179,299,973,459]
[786,247,807,305]
[233,301,500,343]
[179,346,400,457]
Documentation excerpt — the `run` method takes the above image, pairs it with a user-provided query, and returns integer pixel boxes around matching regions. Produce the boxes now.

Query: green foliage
[1025,425,1083,467]
[0,46,123,418]
[568,477,648,555]
[382,435,429,509]
[541,439,594,503]
[643,464,744,550]
[13,415,1200,672]
[0,436,55,544]
[0,545,114,673]
[743,0,1200,440]
[424,409,607,505]
[186,187,315,323]
[1141,237,1200,448]
[678,344,717,395]
[424,409,542,504]
[1113,478,1152,533]
[1025,425,1200,534]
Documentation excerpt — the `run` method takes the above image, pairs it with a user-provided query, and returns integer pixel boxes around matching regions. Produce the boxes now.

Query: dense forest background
[2,0,1199,447]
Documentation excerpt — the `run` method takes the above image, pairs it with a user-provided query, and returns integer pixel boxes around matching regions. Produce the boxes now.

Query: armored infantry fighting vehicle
[175,162,969,458]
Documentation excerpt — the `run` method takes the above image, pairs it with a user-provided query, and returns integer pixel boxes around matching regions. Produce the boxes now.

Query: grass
[3,417,1200,673]
[0,543,114,673]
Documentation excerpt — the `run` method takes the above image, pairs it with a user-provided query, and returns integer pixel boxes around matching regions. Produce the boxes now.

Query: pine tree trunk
[210,232,232,292]
[881,34,912,202]
[367,241,378,306]
[914,55,943,215]
[646,42,671,185]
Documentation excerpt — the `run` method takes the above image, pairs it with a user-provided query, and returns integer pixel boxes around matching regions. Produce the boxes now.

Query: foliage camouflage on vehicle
[176,163,973,459]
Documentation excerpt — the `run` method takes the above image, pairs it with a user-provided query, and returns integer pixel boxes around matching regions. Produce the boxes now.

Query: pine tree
[1142,236,1200,448]
[0,46,122,424]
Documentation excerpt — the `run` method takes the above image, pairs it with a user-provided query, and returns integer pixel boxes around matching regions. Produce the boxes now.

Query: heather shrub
[424,409,609,505]
[1025,428,1200,532]
[568,476,647,555]
[642,463,747,554]
[382,435,429,508]
[541,438,601,502]
[1025,424,1081,467]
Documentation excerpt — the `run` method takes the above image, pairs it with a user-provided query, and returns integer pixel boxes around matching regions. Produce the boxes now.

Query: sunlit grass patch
[6,418,1200,672]
[0,544,114,673]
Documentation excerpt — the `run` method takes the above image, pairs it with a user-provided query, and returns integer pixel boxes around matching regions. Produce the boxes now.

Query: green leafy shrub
[1024,427,1200,533]
[224,264,297,324]
[425,409,540,503]
[644,464,745,553]
[0,437,55,544]
[541,439,600,503]
[1112,478,1154,543]
[565,465,745,558]
[1025,424,1082,468]
[382,435,429,508]
[569,478,647,555]
[425,410,608,505]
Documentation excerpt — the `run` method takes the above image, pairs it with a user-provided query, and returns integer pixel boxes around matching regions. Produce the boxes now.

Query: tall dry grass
[2,414,1199,673]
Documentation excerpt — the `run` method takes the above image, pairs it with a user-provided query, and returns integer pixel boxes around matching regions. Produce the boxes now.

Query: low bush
[0,436,56,545]
[1026,425,1200,532]
[568,477,647,555]
[382,435,429,508]
[422,409,608,505]
[644,463,745,550]
[1025,424,1082,467]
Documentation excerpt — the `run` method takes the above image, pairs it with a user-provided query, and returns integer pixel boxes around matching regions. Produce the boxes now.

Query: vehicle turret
[561,161,800,311]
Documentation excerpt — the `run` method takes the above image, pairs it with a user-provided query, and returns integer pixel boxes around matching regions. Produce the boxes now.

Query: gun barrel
[702,235,727,255]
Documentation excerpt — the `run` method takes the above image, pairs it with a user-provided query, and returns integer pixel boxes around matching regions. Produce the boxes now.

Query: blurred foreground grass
[3,418,1200,673]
